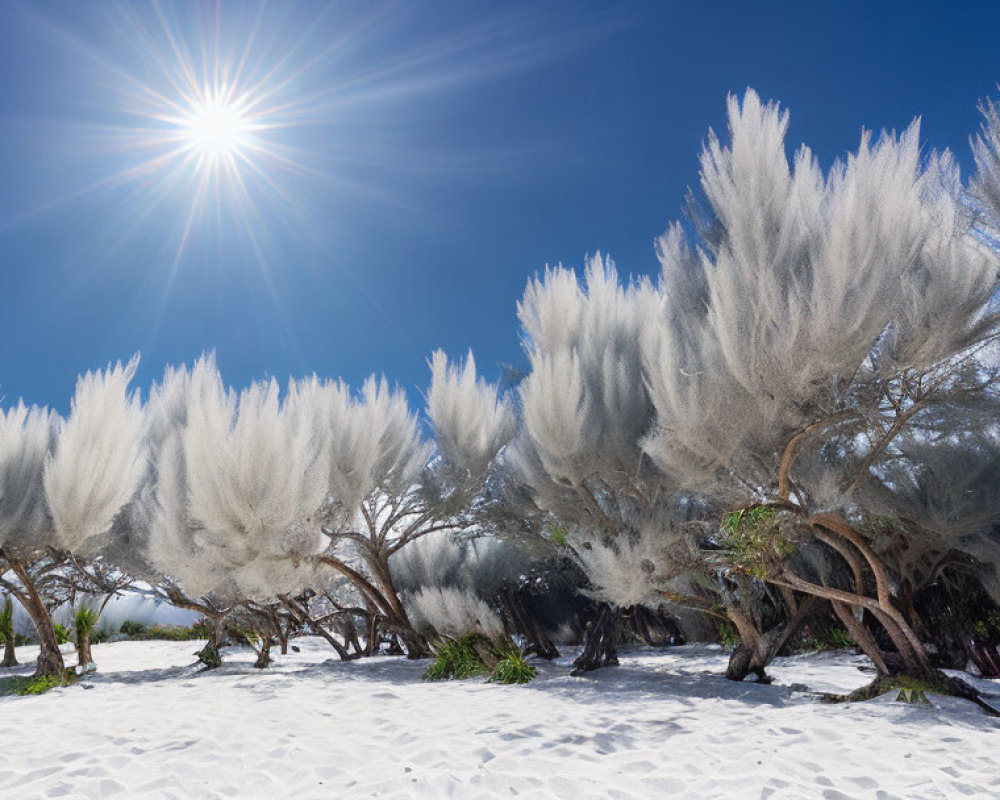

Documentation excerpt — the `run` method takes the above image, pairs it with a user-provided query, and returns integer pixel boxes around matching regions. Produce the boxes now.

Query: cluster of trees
[4,89,1000,708]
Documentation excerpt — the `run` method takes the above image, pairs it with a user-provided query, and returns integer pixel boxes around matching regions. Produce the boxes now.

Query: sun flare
[181,85,253,167]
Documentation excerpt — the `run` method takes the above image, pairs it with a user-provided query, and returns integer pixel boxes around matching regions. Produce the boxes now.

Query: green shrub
[548,524,569,547]
[118,621,206,641]
[74,607,99,643]
[720,506,793,579]
[971,612,1000,638]
[0,671,78,696]
[490,649,537,684]
[424,635,490,681]
[90,627,110,645]
[119,620,148,637]
[716,620,740,648]
[53,623,71,645]
[806,626,854,652]
[147,624,201,641]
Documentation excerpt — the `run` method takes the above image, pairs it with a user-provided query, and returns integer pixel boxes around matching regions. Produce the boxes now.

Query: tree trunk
[966,636,1000,677]
[253,638,272,669]
[1,595,17,667]
[368,554,428,658]
[1,632,16,667]
[279,596,354,661]
[627,605,685,647]
[195,615,225,669]
[571,602,619,675]
[339,614,365,657]
[8,557,65,678]
[76,635,93,670]
[724,609,771,683]
[831,601,888,674]
[266,605,290,656]
[502,588,560,659]
[723,595,816,683]
[365,603,378,657]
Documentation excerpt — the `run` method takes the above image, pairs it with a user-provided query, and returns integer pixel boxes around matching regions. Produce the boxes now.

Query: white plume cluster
[640,90,1000,491]
[426,349,515,483]
[407,586,505,642]
[515,256,653,492]
[0,403,57,553]
[144,356,328,600]
[566,520,682,609]
[44,357,146,554]
[295,375,429,514]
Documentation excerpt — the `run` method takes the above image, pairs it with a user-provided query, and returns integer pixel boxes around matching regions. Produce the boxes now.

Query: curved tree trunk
[367,553,429,658]
[627,605,685,647]
[279,596,354,661]
[724,608,771,682]
[253,637,272,669]
[571,602,619,675]
[502,588,560,660]
[315,552,428,657]
[195,615,226,669]
[724,593,817,682]
[7,557,65,678]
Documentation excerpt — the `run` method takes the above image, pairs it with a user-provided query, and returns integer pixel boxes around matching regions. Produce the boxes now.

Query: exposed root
[821,671,1000,717]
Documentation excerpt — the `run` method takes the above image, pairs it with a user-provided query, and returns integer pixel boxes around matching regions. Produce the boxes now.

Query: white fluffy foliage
[0,402,58,553]
[301,375,429,512]
[406,586,505,642]
[970,95,1000,223]
[145,358,328,600]
[515,256,654,493]
[567,522,679,609]
[426,350,515,482]
[640,89,1000,488]
[44,357,146,554]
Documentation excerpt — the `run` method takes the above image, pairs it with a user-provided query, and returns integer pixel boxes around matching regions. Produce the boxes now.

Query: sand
[0,639,996,799]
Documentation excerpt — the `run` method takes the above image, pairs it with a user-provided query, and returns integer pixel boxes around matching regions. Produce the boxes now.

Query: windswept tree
[498,258,708,673]
[302,350,514,657]
[638,89,1000,686]
[142,356,331,666]
[0,359,145,676]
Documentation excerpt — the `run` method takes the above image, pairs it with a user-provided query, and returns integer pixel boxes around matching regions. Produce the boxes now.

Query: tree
[499,259,709,673]
[300,351,514,657]
[0,359,145,677]
[141,355,332,666]
[639,90,1000,684]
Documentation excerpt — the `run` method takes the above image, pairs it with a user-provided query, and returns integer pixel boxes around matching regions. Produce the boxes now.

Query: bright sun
[181,85,253,168]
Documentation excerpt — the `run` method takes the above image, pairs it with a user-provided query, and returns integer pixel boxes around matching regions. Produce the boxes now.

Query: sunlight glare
[182,85,252,167]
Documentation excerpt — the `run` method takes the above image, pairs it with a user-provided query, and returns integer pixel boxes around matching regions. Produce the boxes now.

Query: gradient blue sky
[1,0,998,410]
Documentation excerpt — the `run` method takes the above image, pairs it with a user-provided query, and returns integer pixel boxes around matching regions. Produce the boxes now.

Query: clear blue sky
[1,0,998,410]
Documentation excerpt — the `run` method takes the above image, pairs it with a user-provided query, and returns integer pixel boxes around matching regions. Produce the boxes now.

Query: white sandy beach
[0,639,996,799]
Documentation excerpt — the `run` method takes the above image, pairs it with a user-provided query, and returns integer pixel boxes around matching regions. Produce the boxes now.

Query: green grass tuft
[424,634,490,681]
[720,505,793,580]
[52,623,71,645]
[0,671,78,696]
[490,649,537,684]
[74,607,99,642]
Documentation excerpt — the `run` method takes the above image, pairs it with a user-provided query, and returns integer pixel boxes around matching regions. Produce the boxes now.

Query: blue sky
[1,0,999,410]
